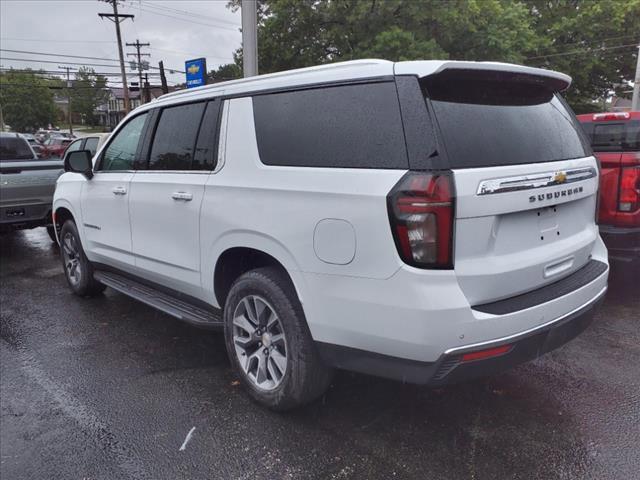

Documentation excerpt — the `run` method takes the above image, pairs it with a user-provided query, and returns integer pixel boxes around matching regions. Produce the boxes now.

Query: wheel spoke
[254,351,268,385]
[270,333,285,346]
[270,349,287,376]
[253,296,267,325]
[266,310,278,330]
[267,356,281,382]
[241,297,258,324]
[233,314,256,336]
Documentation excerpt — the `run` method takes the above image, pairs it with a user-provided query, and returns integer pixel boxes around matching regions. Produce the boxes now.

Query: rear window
[581,121,640,152]
[149,102,206,170]
[423,70,589,168]
[252,82,408,169]
[0,136,34,161]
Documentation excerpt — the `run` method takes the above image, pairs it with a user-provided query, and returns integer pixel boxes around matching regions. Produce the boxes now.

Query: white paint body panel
[53,58,608,366]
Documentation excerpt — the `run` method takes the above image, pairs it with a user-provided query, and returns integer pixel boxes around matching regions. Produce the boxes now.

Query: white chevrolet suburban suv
[53,60,608,410]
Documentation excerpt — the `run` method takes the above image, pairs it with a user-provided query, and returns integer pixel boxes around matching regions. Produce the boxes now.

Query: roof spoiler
[395,60,572,92]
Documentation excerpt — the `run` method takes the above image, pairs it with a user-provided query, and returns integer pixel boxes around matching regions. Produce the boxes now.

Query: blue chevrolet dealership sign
[185,58,207,88]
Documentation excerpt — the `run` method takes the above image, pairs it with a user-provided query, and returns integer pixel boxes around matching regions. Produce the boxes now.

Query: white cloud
[0,0,241,86]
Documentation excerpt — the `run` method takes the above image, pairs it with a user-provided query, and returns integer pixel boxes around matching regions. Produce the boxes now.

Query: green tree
[524,0,640,112]
[227,0,640,110]
[70,67,109,126]
[0,69,58,132]
[208,62,242,82]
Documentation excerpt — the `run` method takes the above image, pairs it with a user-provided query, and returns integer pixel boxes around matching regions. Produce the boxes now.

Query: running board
[93,271,223,329]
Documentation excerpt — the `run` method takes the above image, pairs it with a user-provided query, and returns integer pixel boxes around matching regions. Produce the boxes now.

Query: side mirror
[64,150,93,179]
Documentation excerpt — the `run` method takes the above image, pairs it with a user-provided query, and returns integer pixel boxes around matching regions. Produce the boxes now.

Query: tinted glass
[65,139,83,154]
[101,113,148,171]
[252,82,408,169]
[423,70,588,168]
[84,137,99,154]
[0,136,34,160]
[193,101,221,170]
[585,121,640,152]
[149,102,205,170]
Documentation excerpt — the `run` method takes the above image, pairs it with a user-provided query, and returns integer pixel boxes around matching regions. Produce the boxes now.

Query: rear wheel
[223,267,332,411]
[59,220,105,297]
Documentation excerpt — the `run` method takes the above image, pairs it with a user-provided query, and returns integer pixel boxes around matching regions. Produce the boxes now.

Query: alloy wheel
[232,295,288,391]
[61,232,82,286]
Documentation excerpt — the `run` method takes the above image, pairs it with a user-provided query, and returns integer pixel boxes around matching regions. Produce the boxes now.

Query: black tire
[59,220,106,297]
[223,267,333,411]
[46,225,57,243]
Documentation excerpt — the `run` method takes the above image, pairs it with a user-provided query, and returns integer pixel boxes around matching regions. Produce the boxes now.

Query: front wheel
[223,267,333,411]
[59,220,105,297]
[46,225,57,243]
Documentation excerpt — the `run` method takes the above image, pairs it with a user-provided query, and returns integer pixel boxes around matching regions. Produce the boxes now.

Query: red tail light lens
[618,166,640,212]
[387,172,455,269]
[461,344,512,362]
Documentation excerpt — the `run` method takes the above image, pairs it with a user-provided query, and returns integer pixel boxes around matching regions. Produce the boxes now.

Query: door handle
[112,186,127,195]
[171,192,193,201]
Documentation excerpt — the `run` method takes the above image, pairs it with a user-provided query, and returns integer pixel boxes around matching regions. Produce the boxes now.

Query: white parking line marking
[179,426,196,451]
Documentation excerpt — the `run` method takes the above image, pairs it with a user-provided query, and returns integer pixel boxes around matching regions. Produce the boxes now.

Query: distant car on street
[577,112,640,262]
[40,136,72,159]
[0,132,63,241]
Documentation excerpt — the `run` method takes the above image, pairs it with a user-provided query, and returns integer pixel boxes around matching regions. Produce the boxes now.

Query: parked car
[577,112,639,262]
[54,60,608,410]
[20,133,45,158]
[40,136,72,159]
[0,132,64,241]
[61,133,110,162]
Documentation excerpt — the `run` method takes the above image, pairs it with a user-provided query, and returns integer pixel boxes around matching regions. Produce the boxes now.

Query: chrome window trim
[476,166,597,196]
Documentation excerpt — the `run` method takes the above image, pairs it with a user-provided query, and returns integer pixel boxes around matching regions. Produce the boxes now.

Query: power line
[129,4,240,32]
[1,57,129,68]
[138,0,241,27]
[1,49,120,63]
[526,43,639,60]
[533,34,640,55]
[1,37,116,44]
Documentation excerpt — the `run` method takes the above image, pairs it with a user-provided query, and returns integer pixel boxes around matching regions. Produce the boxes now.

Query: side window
[148,102,205,170]
[193,100,221,170]
[100,113,148,171]
[252,82,408,169]
[65,139,84,154]
[84,137,99,155]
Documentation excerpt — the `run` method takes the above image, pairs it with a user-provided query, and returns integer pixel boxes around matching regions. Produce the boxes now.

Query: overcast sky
[0,0,242,87]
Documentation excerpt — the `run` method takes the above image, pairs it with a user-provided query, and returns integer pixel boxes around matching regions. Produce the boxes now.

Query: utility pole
[159,61,169,94]
[99,1,134,113]
[126,39,150,105]
[58,65,75,135]
[241,0,258,77]
[144,73,150,103]
[632,44,640,112]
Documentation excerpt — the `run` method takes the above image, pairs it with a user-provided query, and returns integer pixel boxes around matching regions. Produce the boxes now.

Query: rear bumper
[0,204,52,231]
[317,286,606,385]
[599,225,640,262]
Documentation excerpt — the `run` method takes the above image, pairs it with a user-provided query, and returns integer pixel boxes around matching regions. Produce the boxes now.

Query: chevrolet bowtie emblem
[553,171,567,184]
[188,64,200,75]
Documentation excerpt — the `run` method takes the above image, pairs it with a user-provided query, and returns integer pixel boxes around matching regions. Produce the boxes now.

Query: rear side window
[65,139,83,154]
[84,137,99,155]
[0,136,34,161]
[252,82,408,169]
[582,121,640,152]
[423,70,589,168]
[149,102,206,170]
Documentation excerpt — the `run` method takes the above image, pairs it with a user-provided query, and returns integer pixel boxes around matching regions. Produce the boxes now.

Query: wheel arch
[208,232,305,310]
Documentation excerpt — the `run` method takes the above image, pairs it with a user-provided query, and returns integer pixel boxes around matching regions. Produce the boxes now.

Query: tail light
[618,166,640,212]
[593,112,630,121]
[387,172,455,269]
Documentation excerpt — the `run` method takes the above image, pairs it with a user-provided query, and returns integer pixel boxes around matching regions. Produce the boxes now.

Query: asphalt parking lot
[1,228,638,480]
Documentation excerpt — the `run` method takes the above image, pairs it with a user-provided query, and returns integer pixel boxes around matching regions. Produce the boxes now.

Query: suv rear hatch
[423,68,599,305]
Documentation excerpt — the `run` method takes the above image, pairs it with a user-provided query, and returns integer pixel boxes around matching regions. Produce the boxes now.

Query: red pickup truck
[577,111,640,262]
